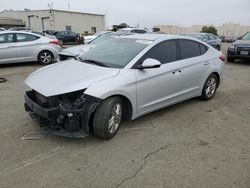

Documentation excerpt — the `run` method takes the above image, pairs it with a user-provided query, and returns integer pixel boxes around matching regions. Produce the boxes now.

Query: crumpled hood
[25,60,120,97]
[59,44,95,57]
[233,40,250,46]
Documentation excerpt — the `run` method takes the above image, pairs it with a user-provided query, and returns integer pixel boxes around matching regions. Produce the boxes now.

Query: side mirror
[139,58,161,69]
[237,36,242,40]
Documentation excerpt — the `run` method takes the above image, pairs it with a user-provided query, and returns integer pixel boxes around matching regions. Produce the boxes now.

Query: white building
[154,23,250,37]
[0,9,105,34]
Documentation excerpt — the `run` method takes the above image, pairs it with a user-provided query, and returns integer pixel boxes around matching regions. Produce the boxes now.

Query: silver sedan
[0,31,62,65]
[24,34,225,139]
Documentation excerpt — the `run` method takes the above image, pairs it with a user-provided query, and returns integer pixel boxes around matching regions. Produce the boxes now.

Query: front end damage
[24,90,101,138]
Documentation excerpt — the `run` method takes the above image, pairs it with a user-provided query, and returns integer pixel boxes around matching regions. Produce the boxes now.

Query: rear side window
[140,40,178,64]
[16,33,39,42]
[209,34,216,40]
[131,29,147,34]
[179,40,201,59]
[0,34,14,44]
[200,44,208,55]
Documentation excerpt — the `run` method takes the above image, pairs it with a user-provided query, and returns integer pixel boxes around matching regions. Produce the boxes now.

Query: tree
[201,26,218,36]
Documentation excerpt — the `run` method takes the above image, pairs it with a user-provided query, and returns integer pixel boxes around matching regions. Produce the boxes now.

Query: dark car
[41,30,57,35]
[227,32,250,62]
[53,31,83,45]
[185,33,222,50]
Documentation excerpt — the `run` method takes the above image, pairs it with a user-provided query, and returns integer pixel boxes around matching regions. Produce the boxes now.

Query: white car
[0,31,62,64]
[24,34,225,139]
[116,28,148,34]
[0,28,5,31]
[84,31,111,44]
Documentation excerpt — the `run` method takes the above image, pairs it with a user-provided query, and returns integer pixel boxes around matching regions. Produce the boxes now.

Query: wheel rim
[40,52,52,64]
[205,77,217,98]
[108,103,122,134]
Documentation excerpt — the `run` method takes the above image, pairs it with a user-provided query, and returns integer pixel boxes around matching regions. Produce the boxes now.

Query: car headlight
[229,44,235,50]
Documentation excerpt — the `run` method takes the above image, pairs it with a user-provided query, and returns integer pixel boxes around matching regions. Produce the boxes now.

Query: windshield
[186,34,203,40]
[242,32,250,40]
[80,38,150,68]
[89,32,116,45]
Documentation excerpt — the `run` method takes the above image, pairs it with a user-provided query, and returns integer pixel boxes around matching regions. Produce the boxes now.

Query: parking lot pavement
[0,43,250,188]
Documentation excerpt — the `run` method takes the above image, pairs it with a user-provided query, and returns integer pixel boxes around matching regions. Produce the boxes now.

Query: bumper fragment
[24,90,101,138]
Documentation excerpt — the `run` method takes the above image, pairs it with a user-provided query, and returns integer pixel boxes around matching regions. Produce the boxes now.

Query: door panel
[136,62,183,114]
[0,34,17,64]
[14,33,40,61]
[178,57,209,98]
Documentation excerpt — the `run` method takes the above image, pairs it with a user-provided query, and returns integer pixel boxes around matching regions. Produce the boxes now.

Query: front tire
[38,51,53,65]
[200,74,218,100]
[93,97,123,140]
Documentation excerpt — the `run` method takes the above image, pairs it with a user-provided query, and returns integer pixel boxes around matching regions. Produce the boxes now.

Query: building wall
[154,23,250,37]
[0,10,105,34]
[53,11,105,34]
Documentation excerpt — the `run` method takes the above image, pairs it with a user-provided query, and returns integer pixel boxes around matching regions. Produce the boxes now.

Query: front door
[135,40,184,115]
[0,33,16,64]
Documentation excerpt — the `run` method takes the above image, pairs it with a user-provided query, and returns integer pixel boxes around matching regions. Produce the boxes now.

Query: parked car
[58,32,127,61]
[227,32,250,62]
[0,31,61,65]
[53,31,83,45]
[84,31,111,44]
[185,33,222,50]
[27,31,57,39]
[41,30,57,35]
[0,28,5,31]
[116,28,148,35]
[24,34,225,139]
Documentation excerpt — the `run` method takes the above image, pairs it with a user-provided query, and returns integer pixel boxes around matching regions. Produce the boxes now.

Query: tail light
[219,54,225,62]
[50,40,60,45]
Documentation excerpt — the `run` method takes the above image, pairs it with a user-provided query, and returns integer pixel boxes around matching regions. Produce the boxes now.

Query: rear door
[69,32,77,42]
[0,33,16,64]
[177,39,210,98]
[14,33,40,61]
[135,40,184,114]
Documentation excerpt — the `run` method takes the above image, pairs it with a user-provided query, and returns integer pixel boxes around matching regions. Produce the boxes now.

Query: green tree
[201,26,218,36]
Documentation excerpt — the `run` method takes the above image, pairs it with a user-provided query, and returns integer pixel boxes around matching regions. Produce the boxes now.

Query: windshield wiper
[79,58,110,67]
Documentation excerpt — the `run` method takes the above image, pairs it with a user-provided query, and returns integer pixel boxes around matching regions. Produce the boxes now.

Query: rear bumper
[24,90,101,138]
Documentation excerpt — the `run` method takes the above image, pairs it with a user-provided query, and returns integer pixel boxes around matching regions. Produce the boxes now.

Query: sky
[1,0,250,29]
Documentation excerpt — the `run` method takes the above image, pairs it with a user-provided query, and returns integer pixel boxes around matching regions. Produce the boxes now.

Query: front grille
[34,91,58,108]
[236,46,250,56]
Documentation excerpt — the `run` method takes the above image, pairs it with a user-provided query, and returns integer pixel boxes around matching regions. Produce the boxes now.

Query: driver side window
[139,40,178,65]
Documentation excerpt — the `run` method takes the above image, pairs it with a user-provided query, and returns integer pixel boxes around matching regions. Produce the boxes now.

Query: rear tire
[38,51,53,65]
[93,97,123,140]
[200,74,218,101]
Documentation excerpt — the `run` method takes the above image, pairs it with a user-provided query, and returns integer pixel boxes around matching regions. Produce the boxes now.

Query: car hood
[25,60,120,97]
[233,40,250,46]
[59,44,95,57]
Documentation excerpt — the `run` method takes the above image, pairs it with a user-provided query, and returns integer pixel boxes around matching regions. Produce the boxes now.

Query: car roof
[119,33,192,41]
[119,28,147,31]
[0,30,43,37]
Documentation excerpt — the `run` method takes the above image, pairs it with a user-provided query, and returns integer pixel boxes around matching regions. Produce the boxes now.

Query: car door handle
[172,70,182,74]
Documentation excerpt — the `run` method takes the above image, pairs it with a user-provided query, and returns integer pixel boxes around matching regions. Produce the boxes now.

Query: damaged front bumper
[24,90,101,138]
